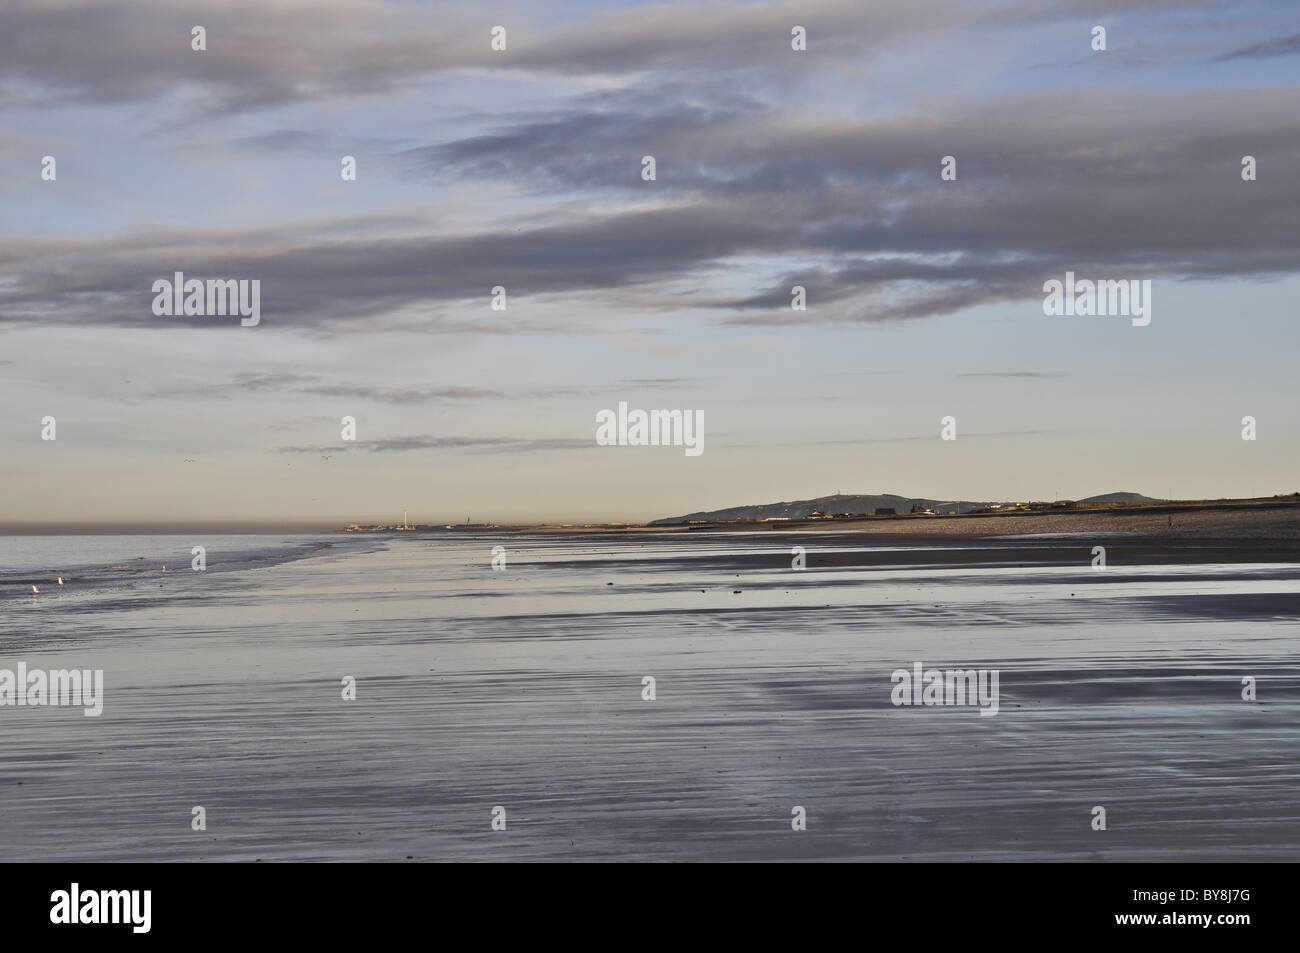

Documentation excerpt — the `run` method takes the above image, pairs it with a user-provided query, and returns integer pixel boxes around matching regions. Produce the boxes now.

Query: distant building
[874,507,896,516]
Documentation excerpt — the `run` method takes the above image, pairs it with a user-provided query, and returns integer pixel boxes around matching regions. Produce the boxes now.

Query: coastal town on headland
[341,492,1300,534]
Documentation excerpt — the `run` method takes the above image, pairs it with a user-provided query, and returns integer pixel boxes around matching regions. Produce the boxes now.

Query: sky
[1,0,1297,527]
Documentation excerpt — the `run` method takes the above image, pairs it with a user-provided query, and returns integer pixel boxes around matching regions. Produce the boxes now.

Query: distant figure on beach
[57,577,64,585]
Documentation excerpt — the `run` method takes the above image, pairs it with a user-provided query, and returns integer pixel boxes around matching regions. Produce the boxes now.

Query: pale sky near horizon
[1,0,1297,526]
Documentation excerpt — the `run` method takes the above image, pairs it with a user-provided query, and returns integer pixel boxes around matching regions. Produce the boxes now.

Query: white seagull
[31,585,39,594]
[57,577,64,586]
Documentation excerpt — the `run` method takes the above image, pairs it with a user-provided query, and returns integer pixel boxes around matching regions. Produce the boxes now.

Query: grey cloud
[233,372,319,392]
[0,0,1226,112]
[1217,32,1300,61]
[146,372,636,404]
[401,83,766,192]
[277,436,595,454]
[0,201,760,330]
[232,130,420,156]
[0,0,488,111]
[3,85,1297,331]
[957,372,1066,379]
[0,0,935,111]
[299,384,506,403]
[265,415,336,432]
[808,430,1045,446]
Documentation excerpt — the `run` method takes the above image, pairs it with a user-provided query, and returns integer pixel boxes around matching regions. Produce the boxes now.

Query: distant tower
[403,509,408,530]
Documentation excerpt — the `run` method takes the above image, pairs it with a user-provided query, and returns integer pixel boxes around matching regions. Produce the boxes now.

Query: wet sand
[1,530,1297,862]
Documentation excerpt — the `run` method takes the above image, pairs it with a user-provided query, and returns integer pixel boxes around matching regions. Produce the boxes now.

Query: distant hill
[649,493,994,525]
[1077,492,1164,504]
[651,491,1163,525]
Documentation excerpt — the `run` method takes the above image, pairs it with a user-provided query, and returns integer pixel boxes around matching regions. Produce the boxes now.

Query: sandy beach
[1,526,1297,862]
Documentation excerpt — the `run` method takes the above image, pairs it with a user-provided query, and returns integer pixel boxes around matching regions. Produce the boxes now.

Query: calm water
[1,531,1297,861]
[0,533,343,575]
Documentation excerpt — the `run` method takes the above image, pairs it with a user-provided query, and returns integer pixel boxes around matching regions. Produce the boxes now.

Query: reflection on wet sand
[1,531,1296,861]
